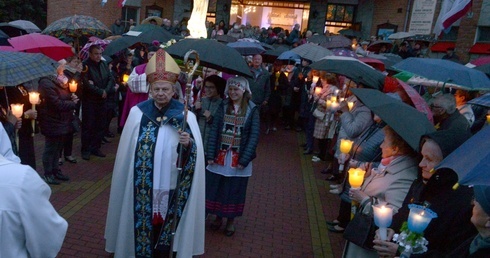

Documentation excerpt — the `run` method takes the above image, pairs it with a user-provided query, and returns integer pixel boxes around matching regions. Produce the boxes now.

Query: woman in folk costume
[104,48,205,258]
[205,76,260,236]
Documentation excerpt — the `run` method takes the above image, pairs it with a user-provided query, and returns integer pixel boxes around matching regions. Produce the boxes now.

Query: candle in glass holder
[314,87,322,95]
[312,75,319,84]
[373,204,393,240]
[407,208,433,234]
[339,97,345,102]
[487,114,490,124]
[326,99,332,109]
[330,95,337,103]
[10,103,24,118]
[347,101,354,111]
[348,168,365,188]
[339,139,354,154]
[122,74,130,83]
[69,80,78,93]
[284,71,289,77]
[28,92,40,105]
[331,101,340,111]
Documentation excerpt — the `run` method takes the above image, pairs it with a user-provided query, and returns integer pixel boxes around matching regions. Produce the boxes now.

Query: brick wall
[371,0,410,36]
[455,0,483,62]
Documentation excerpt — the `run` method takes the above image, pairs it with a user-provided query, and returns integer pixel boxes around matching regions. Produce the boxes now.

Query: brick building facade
[47,0,488,62]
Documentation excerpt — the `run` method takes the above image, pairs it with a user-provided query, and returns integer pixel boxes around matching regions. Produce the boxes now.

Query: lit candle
[348,168,365,188]
[330,101,340,111]
[407,206,437,234]
[347,101,354,111]
[69,80,78,93]
[339,97,345,102]
[326,99,332,109]
[339,139,354,154]
[10,103,23,118]
[284,71,289,77]
[334,89,340,96]
[28,92,40,105]
[373,204,393,240]
[122,74,130,83]
[314,87,322,95]
[330,95,337,103]
[487,114,490,124]
[312,75,319,84]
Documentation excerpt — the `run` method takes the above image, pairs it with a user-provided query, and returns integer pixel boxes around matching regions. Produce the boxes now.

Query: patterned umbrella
[0,51,57,86]
[42,15,111,39]
[79,39,111,60]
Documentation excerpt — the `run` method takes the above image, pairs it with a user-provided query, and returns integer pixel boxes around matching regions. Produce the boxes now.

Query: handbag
[343,206,376,250]
[312,108,326,121]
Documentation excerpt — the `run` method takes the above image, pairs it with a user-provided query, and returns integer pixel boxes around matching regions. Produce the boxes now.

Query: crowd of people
[1,17,490,258]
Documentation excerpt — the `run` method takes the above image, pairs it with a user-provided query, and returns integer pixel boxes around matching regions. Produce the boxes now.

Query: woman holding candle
[38,63,79,185]
[372,129,475,258]
[205,76,260,236]
[343,125,419,258]
[311,71,338,162]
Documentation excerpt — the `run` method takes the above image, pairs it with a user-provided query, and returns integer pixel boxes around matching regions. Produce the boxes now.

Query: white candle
[69,80,78,93]
[10,104,23,118]
[312,76,319,84]
[28,92,40,105]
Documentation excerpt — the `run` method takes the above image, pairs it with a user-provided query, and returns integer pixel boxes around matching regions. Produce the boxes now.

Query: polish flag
[118,0,127,8]
[433,0,472,37]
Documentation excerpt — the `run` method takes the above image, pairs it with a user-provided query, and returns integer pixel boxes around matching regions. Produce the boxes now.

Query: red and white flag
[433,0,472,37]
[118,0,126,8]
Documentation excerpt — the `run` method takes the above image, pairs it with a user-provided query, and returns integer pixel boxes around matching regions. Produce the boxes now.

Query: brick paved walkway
[30,121,345,257]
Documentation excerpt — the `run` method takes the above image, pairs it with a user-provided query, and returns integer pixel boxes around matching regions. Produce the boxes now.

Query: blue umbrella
[277,50,300,64]
[392,58,490,91]
[468,93,490,108]
[436,125,490,186]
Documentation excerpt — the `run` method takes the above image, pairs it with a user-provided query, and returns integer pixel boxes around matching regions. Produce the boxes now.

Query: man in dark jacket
[430,93,470,133]
[81,45,115,160]
[38,69,79,185]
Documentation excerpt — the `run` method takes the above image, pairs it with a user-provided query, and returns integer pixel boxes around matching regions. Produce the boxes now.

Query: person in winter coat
[38,64,79,185]
[372,129,475,258]
[205,76,260,237]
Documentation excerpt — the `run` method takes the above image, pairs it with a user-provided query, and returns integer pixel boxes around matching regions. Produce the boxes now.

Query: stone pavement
[30,121,345,257]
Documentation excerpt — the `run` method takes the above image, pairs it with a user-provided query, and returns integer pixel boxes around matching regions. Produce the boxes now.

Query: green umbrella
[351,88,435,151]
[0,51,57,86]
[166,38,252,78]
[310,56,386,90]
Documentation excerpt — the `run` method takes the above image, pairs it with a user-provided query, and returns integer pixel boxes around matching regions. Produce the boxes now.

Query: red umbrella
[384,76,433,124]
[8,33,73,61]
[359,57,385,72]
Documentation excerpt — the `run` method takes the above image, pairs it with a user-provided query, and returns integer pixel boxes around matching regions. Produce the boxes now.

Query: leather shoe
[106,132,115,138]
[64,156,77,163]
[327,224,345,233]
[325,174,339,181]
[82,153,90,160]
[210,219,223,230]
[44,175,60,185]
[303,148,312,155]
[91,150,106,157]
[54,170,70,181]
[326,220,339,226]
[102,137,111,144]
[224,224,235,237]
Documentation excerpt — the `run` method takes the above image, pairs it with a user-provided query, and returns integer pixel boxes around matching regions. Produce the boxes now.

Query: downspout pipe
[404,0,413,31]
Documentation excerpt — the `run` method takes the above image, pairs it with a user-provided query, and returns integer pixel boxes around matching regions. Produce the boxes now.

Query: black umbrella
[104,26,177,56]
[351,88,435,151]
[0,22,27,37]
[0,29,9,46]
[310,56,386,90]
[166,38,252,77]
[261,45,291,63]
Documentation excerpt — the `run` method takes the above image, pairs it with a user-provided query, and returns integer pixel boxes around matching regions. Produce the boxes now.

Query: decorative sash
[133,99,198,257]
